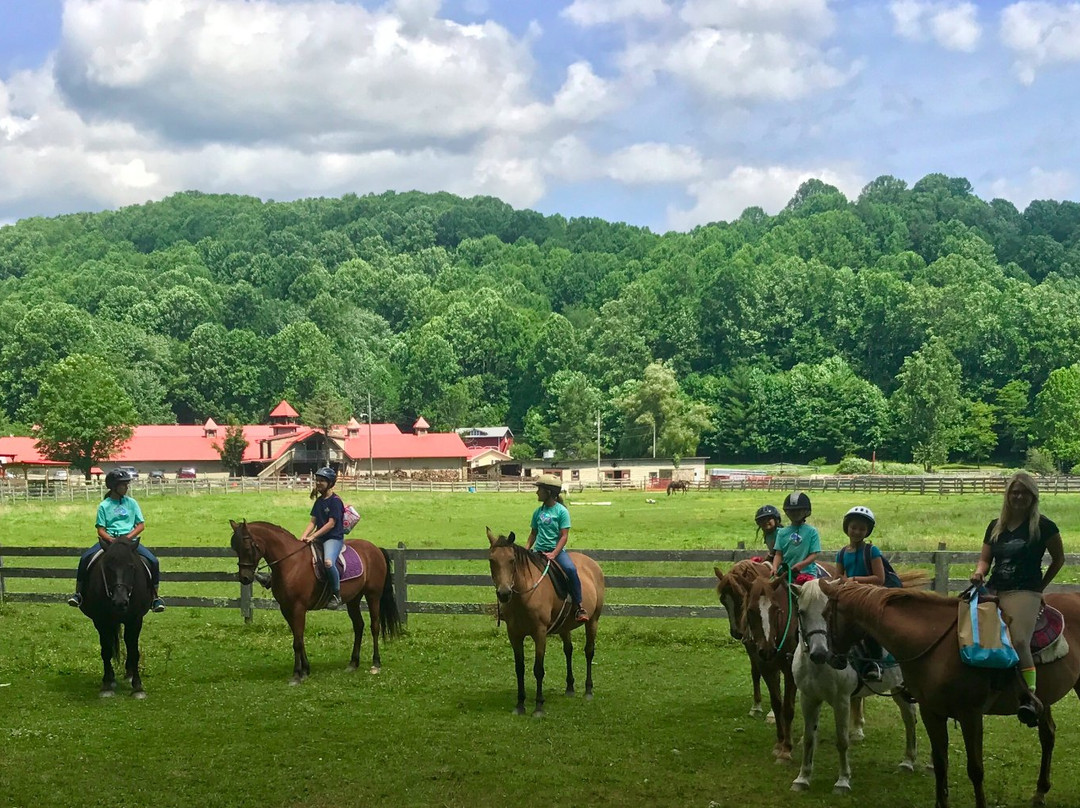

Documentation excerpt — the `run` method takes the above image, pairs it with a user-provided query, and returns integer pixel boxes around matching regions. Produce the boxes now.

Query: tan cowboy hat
[535,473,563,489]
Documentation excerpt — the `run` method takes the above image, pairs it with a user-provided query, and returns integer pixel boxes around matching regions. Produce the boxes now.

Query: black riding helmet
[105,469,133,490]
[754,504,782,524]
[783,491,811,514]
[314,466,337,486]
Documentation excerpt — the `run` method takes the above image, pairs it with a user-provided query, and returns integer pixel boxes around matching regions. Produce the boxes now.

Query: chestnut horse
[742,563,842,762]
[487,528,605,716]
[229,520,401,684]
[79,538,152,698]
[714,560,773,720]
[820,580,1080,808]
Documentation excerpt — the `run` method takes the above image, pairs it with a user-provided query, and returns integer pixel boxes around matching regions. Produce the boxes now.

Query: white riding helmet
[843,505,876,536]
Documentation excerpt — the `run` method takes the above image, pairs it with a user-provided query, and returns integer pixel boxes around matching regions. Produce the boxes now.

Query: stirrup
[1018,694,1042,728]
[575,607,589,622]
[326,594,343,611]
[67,593,82,607]
[896,684,917,704]
[864,663,882,682]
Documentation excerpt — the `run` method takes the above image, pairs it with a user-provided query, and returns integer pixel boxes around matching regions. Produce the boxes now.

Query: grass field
[3,489,1080,807]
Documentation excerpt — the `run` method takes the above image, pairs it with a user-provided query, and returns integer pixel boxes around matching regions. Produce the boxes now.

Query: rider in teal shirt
[528,473,588,622]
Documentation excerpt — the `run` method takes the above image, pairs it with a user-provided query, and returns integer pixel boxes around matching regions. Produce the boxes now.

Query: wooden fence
[6,474,1080,503]
[4,544,1079,623]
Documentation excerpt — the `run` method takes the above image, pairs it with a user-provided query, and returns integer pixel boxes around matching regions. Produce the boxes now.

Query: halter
[237,529,309,578]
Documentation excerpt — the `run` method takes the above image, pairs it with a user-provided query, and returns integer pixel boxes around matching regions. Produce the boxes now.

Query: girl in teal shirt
[527,473,587,622]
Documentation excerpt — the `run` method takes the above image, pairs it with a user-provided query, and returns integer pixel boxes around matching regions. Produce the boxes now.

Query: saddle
[531,550,571,601]
[88,547,153,583]
[311,543,364,583]
[1032,604,1068,664]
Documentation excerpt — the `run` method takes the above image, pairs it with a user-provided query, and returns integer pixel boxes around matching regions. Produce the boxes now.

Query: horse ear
[819,579,838,598]
[486,527,498,545]
[507,531,516,544]
[714,566,724,580]
[230,519,239,530]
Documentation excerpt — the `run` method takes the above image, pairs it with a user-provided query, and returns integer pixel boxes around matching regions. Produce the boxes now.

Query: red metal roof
[0,422,468,466]
[269,400,299,418]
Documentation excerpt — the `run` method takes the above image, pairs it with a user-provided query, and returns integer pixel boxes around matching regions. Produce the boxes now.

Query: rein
[826,594,956,667]
[242,532,310,575]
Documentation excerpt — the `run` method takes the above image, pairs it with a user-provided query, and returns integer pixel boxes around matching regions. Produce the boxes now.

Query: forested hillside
[4,174,1080,468]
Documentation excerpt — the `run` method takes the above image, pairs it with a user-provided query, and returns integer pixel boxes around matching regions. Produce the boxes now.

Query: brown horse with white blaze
[715,560,773,719]
[487,527,605,716]
[820,579,1080,808]
[230,519,401,684]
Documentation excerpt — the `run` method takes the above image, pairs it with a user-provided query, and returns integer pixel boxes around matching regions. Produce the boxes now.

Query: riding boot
[1017,689,1042,728]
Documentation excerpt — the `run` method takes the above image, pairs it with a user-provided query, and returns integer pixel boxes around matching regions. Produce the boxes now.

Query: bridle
[824,592,955,667]
[234,528,308,579]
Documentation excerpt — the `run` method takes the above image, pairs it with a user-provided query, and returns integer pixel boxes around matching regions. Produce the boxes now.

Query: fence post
[0,547,5,603]
[933,542,949,595]
[240,581,253,624]
[395,542,408,626]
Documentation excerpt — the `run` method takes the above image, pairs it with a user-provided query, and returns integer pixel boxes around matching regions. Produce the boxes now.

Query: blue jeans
[76,540,160,588]
[553,550,583,605]
[320,536,343,593]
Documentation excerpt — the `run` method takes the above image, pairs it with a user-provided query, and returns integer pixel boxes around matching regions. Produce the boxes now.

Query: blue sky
[0,0,1078,231]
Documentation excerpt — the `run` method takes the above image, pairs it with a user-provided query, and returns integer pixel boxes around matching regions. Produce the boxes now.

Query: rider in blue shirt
[68,469,165,612]
[301,466,345,610]
[527,473,587,622]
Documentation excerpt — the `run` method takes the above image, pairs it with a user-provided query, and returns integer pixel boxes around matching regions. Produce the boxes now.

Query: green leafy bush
[836,456,872,474]
[879,462,924,475]
[1024,447,1057,476]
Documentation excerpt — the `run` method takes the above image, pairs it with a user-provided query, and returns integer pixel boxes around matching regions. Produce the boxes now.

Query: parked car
[115,466,139,480]
[177,467,197,480]
[148,469,166,482]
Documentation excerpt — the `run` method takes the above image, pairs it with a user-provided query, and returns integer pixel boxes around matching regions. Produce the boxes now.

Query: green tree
[954,400,998,465]
[33,355,137,480]
[616,363,712,458]
[889,337,964,471]
[1034,365,1080,470]
[301,385,351,466]
[995,380,1032,458]
[214,423,249,476]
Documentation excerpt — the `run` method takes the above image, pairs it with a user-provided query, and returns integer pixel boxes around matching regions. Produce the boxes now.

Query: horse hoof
[132,691,147,700]
[766,711,777,725]
[791,781,809,792]
[850,729,865,743]
[346,663,358,672]
[369,666,381,675]
[898,761,915,773]
[750,706,764,719]
[532,709,545,718]
[584,691,593,701]
[565,689,575,697]
[776,752,792,764]
[288,677,303,686]
[513,706,526,716]
[1032,793,1047,807]
[833,784,852,795]
[100,690,115,698]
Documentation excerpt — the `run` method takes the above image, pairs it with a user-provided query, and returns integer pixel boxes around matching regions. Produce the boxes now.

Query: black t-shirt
[984,515,1059,592]
[310,493,346,542]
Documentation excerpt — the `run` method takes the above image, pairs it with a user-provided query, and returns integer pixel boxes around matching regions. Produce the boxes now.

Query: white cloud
[561,0,670,27]
[891,1,981,52]
[628,27,855,101]
[1001,2,1080,84]
[606,143,703,184]
[680,0,835,39]
[987,167,1076,209]
[667,163,865,229]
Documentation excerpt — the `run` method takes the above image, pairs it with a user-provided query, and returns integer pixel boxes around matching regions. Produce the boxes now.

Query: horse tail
[378,547,403,638]
[898,569,932,589]
[112,623,123,666]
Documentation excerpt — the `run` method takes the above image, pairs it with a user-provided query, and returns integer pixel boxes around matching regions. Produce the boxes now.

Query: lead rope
[776,566,796,651]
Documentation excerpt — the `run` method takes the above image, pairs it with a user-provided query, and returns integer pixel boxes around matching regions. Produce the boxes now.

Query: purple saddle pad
[1031,605,1064,654]
[312,544,364,582]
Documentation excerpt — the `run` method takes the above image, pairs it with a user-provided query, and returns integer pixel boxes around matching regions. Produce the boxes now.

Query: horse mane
[491,535,545,573]
[834,582,954,622]
[242,521,300,541]
[716,558,766,597]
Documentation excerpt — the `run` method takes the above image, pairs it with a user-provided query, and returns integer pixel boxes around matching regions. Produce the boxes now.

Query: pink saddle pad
[1031,605,1064,654]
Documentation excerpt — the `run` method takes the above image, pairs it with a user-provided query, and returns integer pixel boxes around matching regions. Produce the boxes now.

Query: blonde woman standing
[970,471,1065,727]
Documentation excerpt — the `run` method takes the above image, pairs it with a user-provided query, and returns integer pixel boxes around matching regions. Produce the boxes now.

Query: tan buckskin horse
[487,527,605,716]
[820,580,1080,808]
[230,520,401,684]
[714,560,773,720]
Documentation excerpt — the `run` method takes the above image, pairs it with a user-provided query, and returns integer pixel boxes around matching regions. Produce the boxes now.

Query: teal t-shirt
[530,502,571,553]
[774,524,821,577]
[836,543,882,577]
[96,495,145,538]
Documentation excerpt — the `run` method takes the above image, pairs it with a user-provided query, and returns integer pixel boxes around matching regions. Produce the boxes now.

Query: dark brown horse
[667,480,689,495]
[714,560,772,720]
[820,580,1080,808]
[230,520,401,684]
[79,538,152,698]
[487,528,605,716]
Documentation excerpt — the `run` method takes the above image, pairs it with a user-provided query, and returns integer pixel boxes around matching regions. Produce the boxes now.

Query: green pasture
[3,490,1080,807]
